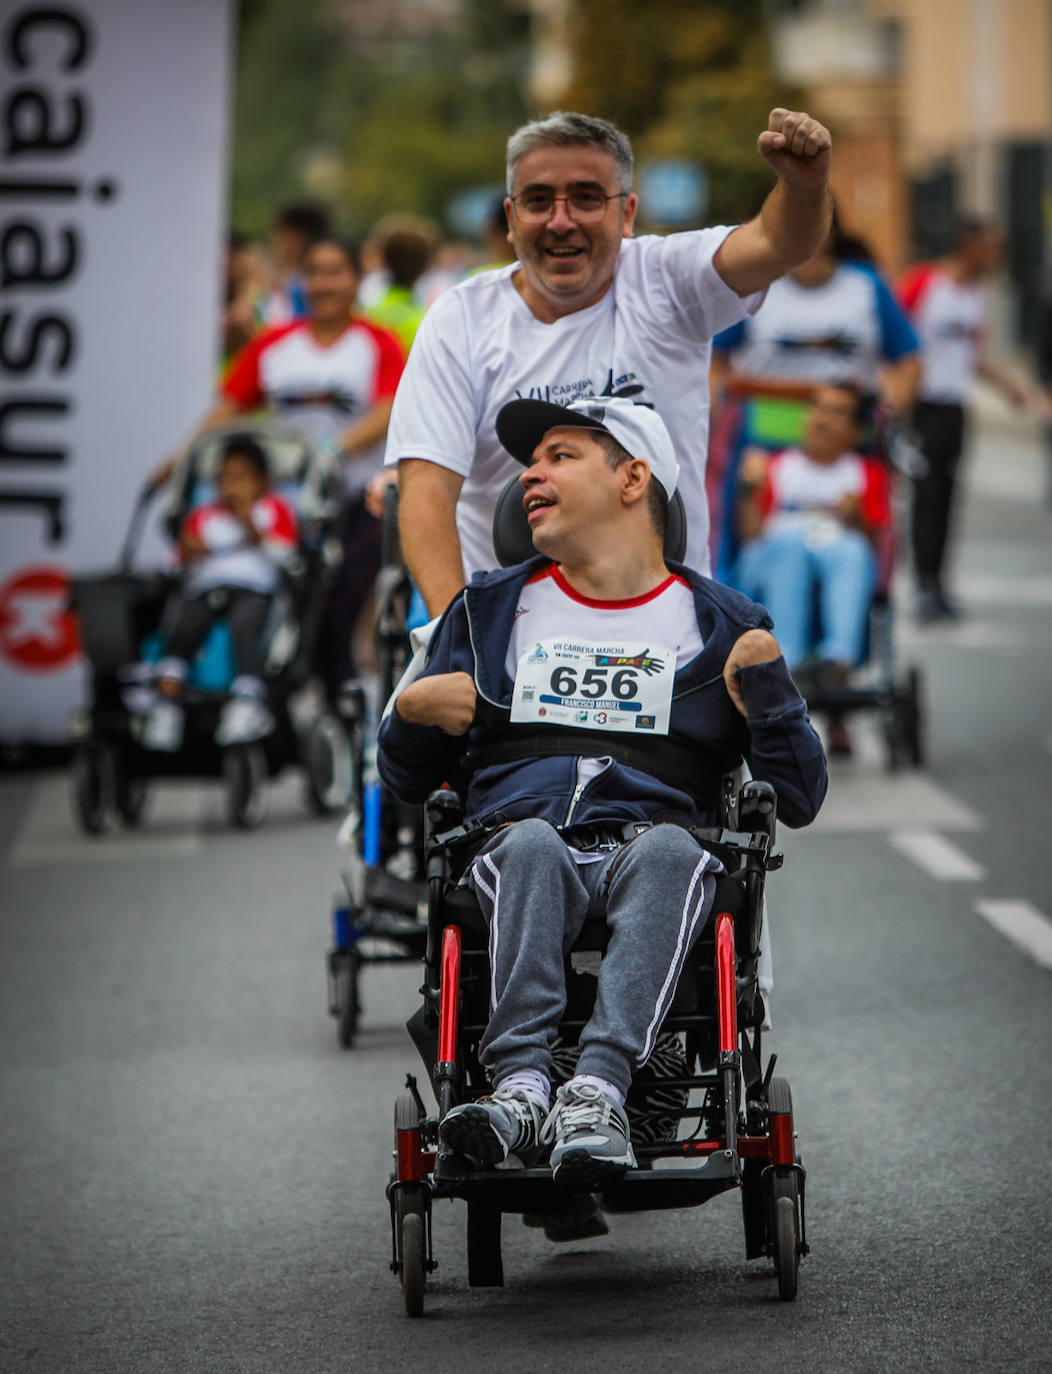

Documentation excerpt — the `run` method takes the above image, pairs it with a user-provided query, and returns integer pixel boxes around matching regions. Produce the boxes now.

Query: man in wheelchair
[377,396,827,1189]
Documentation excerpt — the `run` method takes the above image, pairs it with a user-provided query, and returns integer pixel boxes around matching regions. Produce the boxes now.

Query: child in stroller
[141,434,298,752]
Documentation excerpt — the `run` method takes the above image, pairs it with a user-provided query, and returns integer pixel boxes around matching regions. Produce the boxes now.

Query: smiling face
[304,241,358,327]
[505,144,637,321]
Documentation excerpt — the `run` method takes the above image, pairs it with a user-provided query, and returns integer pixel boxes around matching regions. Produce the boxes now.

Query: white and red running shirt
[180,493,298,596]
[505,564,704,682]
[222,317,406,492]
[897,264,988,404]
[757,447,890,547]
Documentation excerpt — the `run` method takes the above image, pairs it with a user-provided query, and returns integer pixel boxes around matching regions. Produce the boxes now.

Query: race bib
[511,638,675,736]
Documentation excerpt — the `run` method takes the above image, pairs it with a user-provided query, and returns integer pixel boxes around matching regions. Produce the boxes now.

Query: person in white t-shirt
[897,218,1029,622]
[734,384,890,679]
[383,108,834,615]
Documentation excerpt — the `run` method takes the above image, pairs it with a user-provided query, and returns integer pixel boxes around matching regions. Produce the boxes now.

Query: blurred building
[768,0,1052,347]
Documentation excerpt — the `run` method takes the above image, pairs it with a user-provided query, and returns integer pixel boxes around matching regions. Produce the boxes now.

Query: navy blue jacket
[377,558,827,830]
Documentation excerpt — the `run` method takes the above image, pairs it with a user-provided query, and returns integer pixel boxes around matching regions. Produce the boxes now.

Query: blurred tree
[560,0,799,226]
[229,0,530,240]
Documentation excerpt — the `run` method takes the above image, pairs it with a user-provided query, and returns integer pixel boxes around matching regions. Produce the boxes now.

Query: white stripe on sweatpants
[638,854,715,1063]
[473,852,502,1016]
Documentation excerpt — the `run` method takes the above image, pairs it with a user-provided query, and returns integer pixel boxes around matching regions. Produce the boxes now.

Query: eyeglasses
[509,189,628,224]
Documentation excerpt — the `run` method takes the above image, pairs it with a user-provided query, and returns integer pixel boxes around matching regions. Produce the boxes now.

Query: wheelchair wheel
[333,946,361,1049]
[224,743,267,829]
[900,667,924,768]
[72,743,114,836]
[766,1077,802,1301]
[772,1189,799,1301]
[400,1212,425,1317]
[305,711,355,815]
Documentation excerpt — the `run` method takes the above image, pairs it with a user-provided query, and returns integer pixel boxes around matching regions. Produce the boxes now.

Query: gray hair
[505,111,634,194]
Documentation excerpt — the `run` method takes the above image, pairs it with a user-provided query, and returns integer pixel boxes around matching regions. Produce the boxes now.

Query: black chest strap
[461,726,724,806]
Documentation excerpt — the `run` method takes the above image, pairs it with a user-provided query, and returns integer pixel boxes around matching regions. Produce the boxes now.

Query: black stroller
[68,426,356,831]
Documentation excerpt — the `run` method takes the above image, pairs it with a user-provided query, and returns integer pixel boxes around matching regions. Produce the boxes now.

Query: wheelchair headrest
[492,474,688,568]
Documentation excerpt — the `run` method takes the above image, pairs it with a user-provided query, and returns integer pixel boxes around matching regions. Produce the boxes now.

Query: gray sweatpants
[467,819,721,1098]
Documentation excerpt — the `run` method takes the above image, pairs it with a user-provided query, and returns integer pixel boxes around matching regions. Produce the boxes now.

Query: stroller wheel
[224,743,268,829]
[305,711,355,815]
[114,767,148,828]
[71,744,114,836]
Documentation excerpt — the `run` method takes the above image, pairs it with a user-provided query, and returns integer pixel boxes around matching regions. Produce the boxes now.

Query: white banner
[0,0,232,742]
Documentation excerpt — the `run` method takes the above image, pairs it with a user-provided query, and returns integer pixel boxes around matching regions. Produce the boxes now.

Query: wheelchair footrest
[432,1160,740,1214]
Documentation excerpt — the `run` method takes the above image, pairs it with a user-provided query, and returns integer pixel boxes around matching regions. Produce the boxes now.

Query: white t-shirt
[384,229,764,577]
[505,564,703,681]
[722,263,911,389]
[902,268,987,403]
[223,319,405,494]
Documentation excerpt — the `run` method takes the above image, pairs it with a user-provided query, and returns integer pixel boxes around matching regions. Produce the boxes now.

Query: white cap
[495,395,680,499]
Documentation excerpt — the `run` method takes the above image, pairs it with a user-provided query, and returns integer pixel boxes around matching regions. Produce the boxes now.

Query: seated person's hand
[178,531,208,562]
[723,629,782,717]
[364,468,398,519]
[834,491,863,529]
[395,671,477,735]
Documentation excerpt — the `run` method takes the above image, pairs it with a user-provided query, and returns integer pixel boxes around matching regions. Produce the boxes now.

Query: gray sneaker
[439,1086,547,1168]
[543,1082,636,1186]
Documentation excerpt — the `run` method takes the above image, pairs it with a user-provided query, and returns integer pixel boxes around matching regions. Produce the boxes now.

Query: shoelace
[541,1085,619,1144]
[489,1089,544,1149]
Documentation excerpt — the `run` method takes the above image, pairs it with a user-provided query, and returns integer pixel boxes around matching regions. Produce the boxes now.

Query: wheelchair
[708,378,924,770]
[327,482,429,1048]
[387,777,807,1316]
[375,474,807,1314]
[67,425,356,832]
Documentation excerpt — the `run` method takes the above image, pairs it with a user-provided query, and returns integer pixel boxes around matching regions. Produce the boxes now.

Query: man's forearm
[716,181,832,298]
[398,459,467,616]
[757,179,833,277]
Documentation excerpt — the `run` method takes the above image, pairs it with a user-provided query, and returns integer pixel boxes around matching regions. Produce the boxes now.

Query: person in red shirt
[163,236,407,695]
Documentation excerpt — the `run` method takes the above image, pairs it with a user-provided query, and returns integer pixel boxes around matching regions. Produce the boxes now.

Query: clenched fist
[395,671,478,735]
[758,108,832,186]
[723,629,782,718]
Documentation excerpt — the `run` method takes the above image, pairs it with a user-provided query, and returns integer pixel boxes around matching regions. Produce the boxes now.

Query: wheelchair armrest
[424,788,463,852]
[737,779,777,842]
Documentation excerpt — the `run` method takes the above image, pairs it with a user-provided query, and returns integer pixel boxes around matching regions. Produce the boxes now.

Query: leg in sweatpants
[469,819,591,1088]
[225,588,272,681]
[576,825,721,1099]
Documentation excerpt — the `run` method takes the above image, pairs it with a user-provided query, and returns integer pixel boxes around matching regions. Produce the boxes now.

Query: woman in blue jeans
[734,383,889,686]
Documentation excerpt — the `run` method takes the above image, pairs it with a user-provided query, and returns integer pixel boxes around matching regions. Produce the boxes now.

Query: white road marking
[974,900,1052,971]
[888,829,985,881]
[811,766,981,834]
[955,572,1052,607]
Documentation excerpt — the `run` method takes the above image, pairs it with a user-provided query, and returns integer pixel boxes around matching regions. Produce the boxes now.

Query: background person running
[897,217,1031,623]
[383,107,835,617]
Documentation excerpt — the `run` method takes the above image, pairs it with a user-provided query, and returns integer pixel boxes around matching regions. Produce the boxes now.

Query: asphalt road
[2,403,1050,1373]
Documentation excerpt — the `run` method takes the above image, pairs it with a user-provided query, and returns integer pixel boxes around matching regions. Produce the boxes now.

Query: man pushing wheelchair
[377,395,827,1188]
